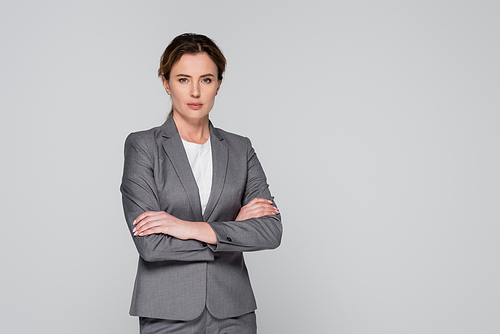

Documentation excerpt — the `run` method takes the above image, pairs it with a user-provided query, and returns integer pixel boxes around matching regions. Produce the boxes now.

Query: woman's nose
[190,83,200,98]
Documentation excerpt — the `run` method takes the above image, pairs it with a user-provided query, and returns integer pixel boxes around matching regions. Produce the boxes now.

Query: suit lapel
[203,124,228,222]
[160,117,203,222]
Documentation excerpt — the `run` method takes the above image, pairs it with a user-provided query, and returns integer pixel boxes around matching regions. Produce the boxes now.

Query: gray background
[1,1,499,333]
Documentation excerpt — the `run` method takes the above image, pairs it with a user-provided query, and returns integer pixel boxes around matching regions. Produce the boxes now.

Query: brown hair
[158,33,226,82]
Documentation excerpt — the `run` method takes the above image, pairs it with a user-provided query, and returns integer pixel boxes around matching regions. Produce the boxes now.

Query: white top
[181,137,213,215]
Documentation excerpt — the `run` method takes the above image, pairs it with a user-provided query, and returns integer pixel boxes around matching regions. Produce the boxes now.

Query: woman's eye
[202,78,212,83]
[179,78,188,83]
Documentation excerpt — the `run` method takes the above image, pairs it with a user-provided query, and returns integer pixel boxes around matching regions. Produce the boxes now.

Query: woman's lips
[187,103,203,110]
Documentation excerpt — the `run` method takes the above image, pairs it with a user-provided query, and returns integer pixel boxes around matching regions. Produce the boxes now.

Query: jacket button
[202,242,207,247]
[227,237,232,242]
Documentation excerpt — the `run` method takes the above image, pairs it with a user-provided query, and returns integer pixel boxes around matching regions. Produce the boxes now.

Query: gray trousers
[139,308,257,334]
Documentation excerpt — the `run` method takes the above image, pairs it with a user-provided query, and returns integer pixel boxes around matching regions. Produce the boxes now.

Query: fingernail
[133,220,136,225]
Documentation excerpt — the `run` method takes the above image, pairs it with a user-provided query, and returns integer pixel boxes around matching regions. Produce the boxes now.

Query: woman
[121,33,282,333]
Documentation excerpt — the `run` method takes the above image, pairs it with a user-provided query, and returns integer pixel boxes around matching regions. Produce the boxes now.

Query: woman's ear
[162,76,171,95]
[216,79,222,96]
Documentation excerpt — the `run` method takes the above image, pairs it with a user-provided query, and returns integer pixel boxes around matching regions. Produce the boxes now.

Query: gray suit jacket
[120,116,282,321]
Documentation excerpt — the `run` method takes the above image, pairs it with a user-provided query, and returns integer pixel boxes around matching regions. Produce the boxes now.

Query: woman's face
[163,52,221,122]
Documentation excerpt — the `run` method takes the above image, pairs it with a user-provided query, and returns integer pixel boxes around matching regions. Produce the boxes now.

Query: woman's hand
[132,211,217,244]
[235,198,279,221]
[133,211,191,240]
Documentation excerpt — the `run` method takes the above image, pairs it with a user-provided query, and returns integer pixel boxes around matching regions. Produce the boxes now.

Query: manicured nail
[133,220,136,225]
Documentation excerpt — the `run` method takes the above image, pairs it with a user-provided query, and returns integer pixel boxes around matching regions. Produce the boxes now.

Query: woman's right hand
[235,198,279,221]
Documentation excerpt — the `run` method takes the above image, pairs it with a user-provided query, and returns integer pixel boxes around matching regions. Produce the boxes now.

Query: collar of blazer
[159,116,229,222]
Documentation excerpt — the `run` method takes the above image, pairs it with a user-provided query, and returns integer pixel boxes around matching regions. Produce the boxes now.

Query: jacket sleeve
[120,132,214,262]
[207,138,283,252]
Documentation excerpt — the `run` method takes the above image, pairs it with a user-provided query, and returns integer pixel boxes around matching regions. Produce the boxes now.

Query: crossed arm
[132,198,280,245]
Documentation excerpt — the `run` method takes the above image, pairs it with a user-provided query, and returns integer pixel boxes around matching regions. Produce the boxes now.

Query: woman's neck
[172,113,210,144]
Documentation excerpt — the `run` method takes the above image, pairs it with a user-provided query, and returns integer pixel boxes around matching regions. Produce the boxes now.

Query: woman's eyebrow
[176,73,215,77]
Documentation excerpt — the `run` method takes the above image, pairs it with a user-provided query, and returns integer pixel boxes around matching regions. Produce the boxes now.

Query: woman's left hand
[235,198,279,221]
[133,211,190,240]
